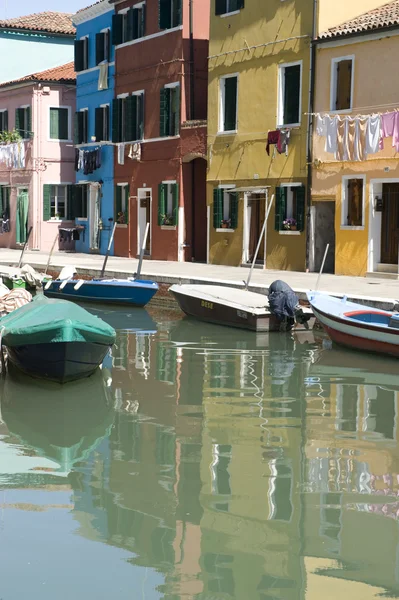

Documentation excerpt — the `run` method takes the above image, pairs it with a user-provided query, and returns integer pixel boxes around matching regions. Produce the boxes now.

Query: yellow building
[312,2,399,276]
[206,0,390,271]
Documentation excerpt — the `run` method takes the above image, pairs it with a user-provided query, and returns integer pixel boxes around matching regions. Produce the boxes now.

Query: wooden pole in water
[135,222,150,280]
[315,243,330,291]
[245,194,274,290]
[100,222,117,279]
[17,226,33,268]
[45,232,59,275]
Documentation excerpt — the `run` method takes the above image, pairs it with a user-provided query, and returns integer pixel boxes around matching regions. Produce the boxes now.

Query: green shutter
[223,77,237,131]
[138,94,144,140]
[2,110,8,132]
[127,7,134,41]
[74,111,84,144]
[283,65,300,125]
[124,186,130,224]
[82,110,88,143]
[140,4,146,36]
[230,191,238,229]
[172,183,179,225]
[50,108,59,139]
[275,186,287,231]
[95,107,103,142]
[295,185,306,232]
[112,14,123,45]
[132,6,139,39]
[104,105,110,141]
[173,0,182,26]
[43,184,51,221]
[213,188,223,228]
[96,32,104,65]
[215,0,226,15]
[0,187,4,215]
[115,185,122,221]
[15,108,23,137]
[59,108,68,140]
[159,0,172,29]
[112,99,120,143]
[236,0,244,8]
[74,40,84,72]
[125,95,137,141]
[160,88,170,137]
[158,183,166,225]
[67,185,74,220]
[26,106,31,138]
[172,86,180,136]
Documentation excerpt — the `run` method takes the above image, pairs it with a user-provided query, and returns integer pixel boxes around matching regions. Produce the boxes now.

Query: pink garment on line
[380,111,399,152]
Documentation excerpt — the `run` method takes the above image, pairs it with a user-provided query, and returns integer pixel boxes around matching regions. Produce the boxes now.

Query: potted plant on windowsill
[117,211,126,224]
[283,218,297,231]
[221,219,231,229]
[161,214,174,226]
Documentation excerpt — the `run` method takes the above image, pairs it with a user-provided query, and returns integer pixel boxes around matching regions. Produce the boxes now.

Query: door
[16,188,29,244]
[137,189,151,256]
[313,201,336,273]
[381,183,399,264]
[247,194,265,263]
[89,185,100,251]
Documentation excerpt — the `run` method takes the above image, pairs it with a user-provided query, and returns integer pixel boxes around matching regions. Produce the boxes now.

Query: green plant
[161,214,174,226]
[0,129,23,144]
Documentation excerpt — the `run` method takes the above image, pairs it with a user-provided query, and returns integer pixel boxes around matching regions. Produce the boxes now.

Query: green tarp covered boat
[0,295,116,383]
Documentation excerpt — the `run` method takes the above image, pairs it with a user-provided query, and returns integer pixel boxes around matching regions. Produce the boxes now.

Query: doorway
[381,183,399,264]
[16,188,29,244]
[137,188,151,256]
[89,184,100,251]
[313,201,336,273]
[244,194,265,264]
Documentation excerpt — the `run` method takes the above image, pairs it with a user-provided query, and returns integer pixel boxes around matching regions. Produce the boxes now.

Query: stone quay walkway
[0,248,399,309]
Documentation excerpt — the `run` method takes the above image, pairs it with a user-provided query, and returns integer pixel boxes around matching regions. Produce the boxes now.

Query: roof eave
[0,26,75,37]
[317,22,399,44]
[0,78,76,91]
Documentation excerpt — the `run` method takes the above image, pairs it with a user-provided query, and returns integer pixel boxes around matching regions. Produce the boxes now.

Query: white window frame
[48,183,71,220]
[330,55,355,114]
[218,73,238,135]
[80,35,89,71]
[48,105,72,143]
[216,183,236,232]
[219,0,241,17]
[341,175,366,230]
[277,61,302,128]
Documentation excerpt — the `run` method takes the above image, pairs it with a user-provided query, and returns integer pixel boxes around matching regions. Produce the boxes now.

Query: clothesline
[306,106,399,117]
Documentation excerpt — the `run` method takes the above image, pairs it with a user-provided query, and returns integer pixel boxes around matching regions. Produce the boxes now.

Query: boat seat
[344,310,391,324]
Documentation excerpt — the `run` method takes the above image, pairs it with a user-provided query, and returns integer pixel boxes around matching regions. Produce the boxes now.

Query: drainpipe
[305,0,318,272]
[189,0,195,260]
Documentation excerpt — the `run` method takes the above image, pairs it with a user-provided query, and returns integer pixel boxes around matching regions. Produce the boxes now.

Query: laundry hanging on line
[0,142,25,169]
[75,148,102,174]
[266,129,291,156]
[315,109,399,161]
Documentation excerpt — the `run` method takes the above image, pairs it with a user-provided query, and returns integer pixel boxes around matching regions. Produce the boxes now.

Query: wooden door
[248,195,265,263]
[381,183,399,264]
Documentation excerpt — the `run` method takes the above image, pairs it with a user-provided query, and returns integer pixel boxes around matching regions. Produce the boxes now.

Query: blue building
[72,1,115,255]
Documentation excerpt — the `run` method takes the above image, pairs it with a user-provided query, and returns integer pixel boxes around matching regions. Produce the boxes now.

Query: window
[158,181,178,226]
[95,105,110,142]
[96,29,110,64]
[112,93,144,143]
[43,184,68,220]
[331,57,353,111]
[342,177,364,227]
[274,185,305,231]
[159,0,182,30]
[268,459,293,521]
[115,184,129,224]
[73,184,88,219]
[215,0,244,15]
[336,385,358,432]
[219,75,238,133]
[74,109,89,145]
[112,4,146,45]
[0,110,8,133]
[211,444,232,496]
[213,187,238,229]
[365,388,395,441]
[74,37,89,72]
[15,106,31,139]
[156,343,177,383]
[160,85,180,137]
[49,107,69,141]
[0,185,10,218]
[278,63,301,126]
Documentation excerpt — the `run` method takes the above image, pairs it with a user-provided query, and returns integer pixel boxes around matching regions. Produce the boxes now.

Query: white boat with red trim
[307,291,399,357]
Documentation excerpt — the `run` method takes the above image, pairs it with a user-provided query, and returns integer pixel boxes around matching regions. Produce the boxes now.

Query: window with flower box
[213,187,238,230]
[115,184,129,224]
[158,182,178,226]
[274,185,305,232]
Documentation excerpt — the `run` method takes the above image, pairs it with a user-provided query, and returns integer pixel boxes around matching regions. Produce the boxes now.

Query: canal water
[0,306,398,600]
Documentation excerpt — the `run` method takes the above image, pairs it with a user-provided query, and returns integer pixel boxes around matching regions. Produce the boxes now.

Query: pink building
[0,63,76,253]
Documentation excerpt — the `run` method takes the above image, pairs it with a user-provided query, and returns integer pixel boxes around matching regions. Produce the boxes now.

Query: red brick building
[110,0,209,262]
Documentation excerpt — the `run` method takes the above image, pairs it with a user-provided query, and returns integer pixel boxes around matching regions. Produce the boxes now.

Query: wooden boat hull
[6,341,111,384]
[308,292,399,358]
[171,285,315,332]
[43,278,158,307]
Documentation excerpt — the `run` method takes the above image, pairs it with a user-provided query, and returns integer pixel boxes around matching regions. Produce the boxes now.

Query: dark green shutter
[112,99,120,143]
[158,183,166,225]
[2,110,8,132]
[96,32,104,64]
[132,6,139,39]
[104,105,110,141]
[159,0,171,29]
[67,185,74,220]
[172,183,179,225]
[74,111,84,145]
[26,106,31,138]
[138,94,144,140]
[58,108,68,140]
[215,0,226,15]
[160,88,170,137]
[127,8,134,41]
[230,192,238,229]
[213,188,223,228]
[223,77,237,131]
[140,4,146,36]
[112,13,123,45]
[50,108,59,139]
[15,108,23,137]
[74,40,84,72]
[236,0,244,8]
[95,107,103,142]
[0,187,4,215]
[124,186,129,224]
[274,187,287,231]
[43,184,51,221]
[172,87,180,136]
[295,185,306,232]
[82,110,88,143]
[283,65,300,125]
[173,0,182,26]
[125,95,137,141]
[115,185,122,221]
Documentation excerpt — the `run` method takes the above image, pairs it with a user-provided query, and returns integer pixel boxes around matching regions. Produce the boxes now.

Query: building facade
[73,1,116,256]
[110,0,209,262]
[0,12,75,84]
[0,63,76,253]
[206,0,390,271]
[311,2,399,277]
